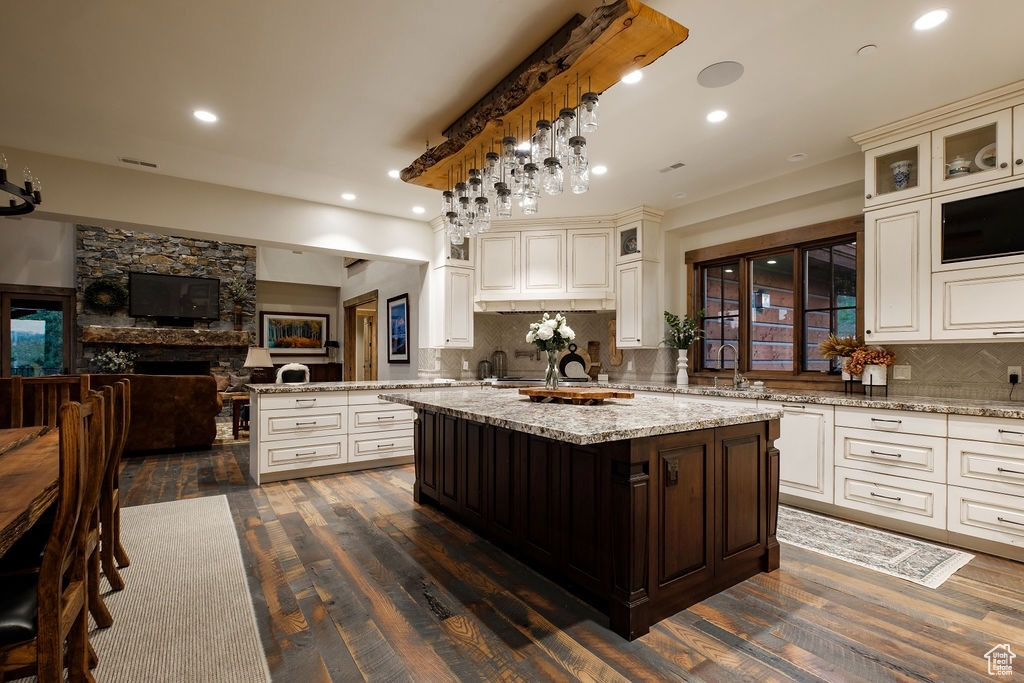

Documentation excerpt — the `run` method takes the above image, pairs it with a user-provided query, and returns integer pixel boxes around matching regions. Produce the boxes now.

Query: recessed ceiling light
[913,9,948,31]
[412,206,426,214]
[387,169,400,179]
[341,192,356,201]
[193,110,218,123]
[724,268,734,273]
[706,109,728,123]
[675,192,687,199]
[620,70,643,84]
[766,259,777,265]
[591,165,608,175]
[697,61,744,88]
[787,152,808,162]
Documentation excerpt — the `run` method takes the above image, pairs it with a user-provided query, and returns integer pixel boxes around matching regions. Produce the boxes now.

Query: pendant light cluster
[0,152,43,216]
[442,89,599,246]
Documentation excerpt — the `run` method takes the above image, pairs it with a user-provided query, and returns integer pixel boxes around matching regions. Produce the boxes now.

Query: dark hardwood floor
[119,441,1024,681]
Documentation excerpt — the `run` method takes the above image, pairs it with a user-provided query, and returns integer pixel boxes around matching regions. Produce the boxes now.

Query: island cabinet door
[486,426,520,546]
[415,409,439,502]
[518,435,563,571]
[458,419,487,530]
[715,423,770,577]
[438,414,461,512]
[561,443,611,596]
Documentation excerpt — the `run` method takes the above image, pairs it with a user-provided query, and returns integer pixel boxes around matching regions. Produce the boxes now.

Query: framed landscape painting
[386,294,410,363]
[260,311,329,356]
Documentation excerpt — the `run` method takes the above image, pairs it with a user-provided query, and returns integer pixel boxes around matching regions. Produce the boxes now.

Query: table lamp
[243,346,273,383]
[325,340,340,363]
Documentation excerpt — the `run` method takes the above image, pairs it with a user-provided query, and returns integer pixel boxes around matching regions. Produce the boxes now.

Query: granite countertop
[599,382,1024,420]
[245,379,486,394]
[380,388,781,446]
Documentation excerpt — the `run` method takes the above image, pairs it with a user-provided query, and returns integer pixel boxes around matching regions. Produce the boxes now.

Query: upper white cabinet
[477,233,520,298]
[930,109,1013,192]
[863,200,931,342]
[863,133,931,207]
[1014,104,1024,175]
[567,228,613,295]
[931,264,1024,340]
[615,261,660,347]
[521,231,565,294]
[426,265,474,348]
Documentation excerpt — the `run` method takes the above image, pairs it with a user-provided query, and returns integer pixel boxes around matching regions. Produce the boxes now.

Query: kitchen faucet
[716,343,742,387]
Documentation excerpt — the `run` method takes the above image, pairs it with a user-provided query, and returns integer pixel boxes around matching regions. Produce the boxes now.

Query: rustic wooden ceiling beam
[401,0,689,190]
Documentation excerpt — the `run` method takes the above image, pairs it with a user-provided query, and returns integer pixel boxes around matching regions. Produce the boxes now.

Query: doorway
[1,286,75,376]
[343,290,378,381]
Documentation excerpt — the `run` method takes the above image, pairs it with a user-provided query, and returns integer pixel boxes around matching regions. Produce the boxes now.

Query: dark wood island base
[412,408,781,640]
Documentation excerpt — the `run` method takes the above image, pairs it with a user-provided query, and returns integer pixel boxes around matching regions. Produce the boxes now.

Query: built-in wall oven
[933,176,1024,272]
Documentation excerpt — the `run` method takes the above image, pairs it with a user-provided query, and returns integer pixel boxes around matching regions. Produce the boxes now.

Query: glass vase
[544,349,559,390]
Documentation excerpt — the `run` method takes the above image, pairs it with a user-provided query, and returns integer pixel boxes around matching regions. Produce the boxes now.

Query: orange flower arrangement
[843,346,895,376]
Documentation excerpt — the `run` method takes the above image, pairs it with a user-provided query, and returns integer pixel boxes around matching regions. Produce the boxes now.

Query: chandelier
[401,0,689,244]
[0,152,43,216]
[441,88,600,245]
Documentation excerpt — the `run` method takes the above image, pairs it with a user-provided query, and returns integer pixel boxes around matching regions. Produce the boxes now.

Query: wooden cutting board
[519,387,634,405]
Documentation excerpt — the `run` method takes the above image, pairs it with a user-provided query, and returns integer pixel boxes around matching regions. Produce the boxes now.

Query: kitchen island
[382,388,782,640]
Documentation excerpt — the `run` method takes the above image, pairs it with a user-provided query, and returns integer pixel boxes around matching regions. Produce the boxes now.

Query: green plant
[224,279,249,305]
[663,310,704,349]
[818,334,864,359]
[84,277,128,314]
[92,349,136,373]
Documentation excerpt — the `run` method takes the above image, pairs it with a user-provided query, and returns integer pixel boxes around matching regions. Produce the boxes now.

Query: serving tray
[518,387,634,405]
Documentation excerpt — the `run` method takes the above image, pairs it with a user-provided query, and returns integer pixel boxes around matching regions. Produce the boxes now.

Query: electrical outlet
[893,364,911,380]
[462,359,469,371]
[1009,366,1022,382]
[627,359,634,371]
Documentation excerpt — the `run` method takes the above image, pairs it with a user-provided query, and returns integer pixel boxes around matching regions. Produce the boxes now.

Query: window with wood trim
[689,218,860,378]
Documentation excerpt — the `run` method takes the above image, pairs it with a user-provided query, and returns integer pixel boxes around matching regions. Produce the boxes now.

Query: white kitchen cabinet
[930,263,1024,340]
[521,231,565,294]
[1015,104,1024,175]
[863,200,931,342]
[835,466,947,530]
[426,265,473,348]
[930,109,1012,192]
[477,232,520,298]
[863,133,931,208]
[760,400,835,504]
[948,486,1024,547]
[834,427,947,483]
[567,228,613,295]
[615,260,660,348]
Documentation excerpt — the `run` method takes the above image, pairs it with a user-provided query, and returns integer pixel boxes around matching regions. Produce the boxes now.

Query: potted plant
[844,346,896,386]
[818,334,865,378]
[225,280,249,330]
[663,309,704,385]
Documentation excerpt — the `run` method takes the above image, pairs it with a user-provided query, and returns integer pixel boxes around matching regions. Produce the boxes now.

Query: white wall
[0,217,75,288]
[257,246,344,287]
[342,259,423,381]
[256,281,340,365]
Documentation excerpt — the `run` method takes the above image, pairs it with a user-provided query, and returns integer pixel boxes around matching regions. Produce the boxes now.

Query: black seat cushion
[0,509,52,573]
[0,572,38,646]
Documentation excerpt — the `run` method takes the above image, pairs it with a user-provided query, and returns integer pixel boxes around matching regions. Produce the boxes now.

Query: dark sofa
[91,374,221,454]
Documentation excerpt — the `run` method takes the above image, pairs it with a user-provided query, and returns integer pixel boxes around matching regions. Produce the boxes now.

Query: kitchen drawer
[948,438,1024,497]
[260,407,345,441]
[834,405,946,436]
[261,434,346,472]
[348,389,400,405]
[948,414,1024,446]
[348,428,415,462]
[948,485,1024,547]
[348,403,415,433]
[835,426,946,482]
[260,392,347,411]
[834,466,946,529]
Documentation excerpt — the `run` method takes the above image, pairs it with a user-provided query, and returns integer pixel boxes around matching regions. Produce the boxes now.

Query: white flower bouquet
[526,312,575,352]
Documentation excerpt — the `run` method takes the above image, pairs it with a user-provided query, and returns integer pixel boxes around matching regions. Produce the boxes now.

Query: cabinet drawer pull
[997,467,1024,475]
[992,331,1024,336]
[293,450,317,457]
[294,398,317,406]
[869,449,902,458]
[869,491,902,502]
[997,516,1024,527]
[294,420,319,426]
[376,442,395,448]
[998,429,1024,436]
[781,404,805,409]
[870,417,902,424]
[376,415,396,420]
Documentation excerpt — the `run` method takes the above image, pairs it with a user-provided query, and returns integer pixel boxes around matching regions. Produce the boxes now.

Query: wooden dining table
[0,425,59,556]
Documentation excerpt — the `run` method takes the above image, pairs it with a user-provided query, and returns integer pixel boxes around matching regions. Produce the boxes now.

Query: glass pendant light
[446,211,463,245]
[474,196,491,233]
[468,174,483,201]
[454,181,468,203]
[555,108,575,158]
[568,135,589,194]
[441,190,454,215]
[522,162,540,199]
[484,152,500,186]
[543,157,563,195]
[533,120,551,161]
[579,92,599,133]
[495,184,512,218]
[521,193,538,215]
[501,136,517,171]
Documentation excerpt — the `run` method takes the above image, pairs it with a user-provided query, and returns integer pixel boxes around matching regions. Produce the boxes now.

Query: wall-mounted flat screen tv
[129,272,220,321]
[942,185,1024,263]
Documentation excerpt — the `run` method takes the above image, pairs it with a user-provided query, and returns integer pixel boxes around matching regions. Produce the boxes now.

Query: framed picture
[386,293,410,364]
[259,311,329,356]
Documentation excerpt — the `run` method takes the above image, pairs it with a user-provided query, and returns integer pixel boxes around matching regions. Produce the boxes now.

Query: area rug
[776,505,974,589]
[11,495,270,682]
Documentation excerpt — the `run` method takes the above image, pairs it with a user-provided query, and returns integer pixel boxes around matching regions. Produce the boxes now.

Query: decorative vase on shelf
[676,349,689,385]
[890,159,913,190]
[861,364,888,386]
[233,304,244,331]
[544,349,559,390]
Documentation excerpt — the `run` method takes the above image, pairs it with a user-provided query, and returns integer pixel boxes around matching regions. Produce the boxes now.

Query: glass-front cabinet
[1014,104,1024,176]
[931,109,1013,191]
[863,133,930,207]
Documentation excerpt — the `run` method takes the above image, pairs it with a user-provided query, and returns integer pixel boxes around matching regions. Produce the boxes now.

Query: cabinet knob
[865,193,872,199]
[1000,162,1008,169]
[865,329,872,335]
[1017,158,1023,166]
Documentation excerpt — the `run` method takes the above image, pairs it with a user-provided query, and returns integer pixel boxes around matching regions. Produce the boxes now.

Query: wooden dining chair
[0,399,95,682]
[83,386,114,629]
[0,376,24,428]
[100,379,131,588]
[21,375,91,429]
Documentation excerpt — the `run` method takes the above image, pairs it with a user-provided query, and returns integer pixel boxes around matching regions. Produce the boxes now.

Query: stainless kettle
[491,350,507,378]
[477,359,492,379]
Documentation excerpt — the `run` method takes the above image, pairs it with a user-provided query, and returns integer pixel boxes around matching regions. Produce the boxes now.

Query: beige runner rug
[14,495,270,682]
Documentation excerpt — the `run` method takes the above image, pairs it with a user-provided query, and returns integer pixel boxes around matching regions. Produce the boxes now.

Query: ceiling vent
[658,162,685,173]
[118,156,158,169]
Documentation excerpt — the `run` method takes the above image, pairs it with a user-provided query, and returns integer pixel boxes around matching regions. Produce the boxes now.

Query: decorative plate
[974,143,997,170]
[558,343,591,378]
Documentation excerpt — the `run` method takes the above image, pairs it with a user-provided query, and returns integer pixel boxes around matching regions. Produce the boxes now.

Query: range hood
[475,297,614,314]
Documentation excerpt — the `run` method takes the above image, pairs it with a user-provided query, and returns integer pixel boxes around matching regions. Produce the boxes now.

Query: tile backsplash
[887,342,1024,401]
